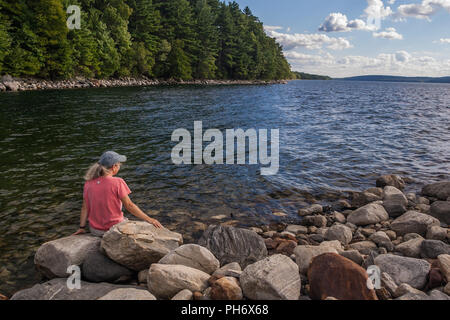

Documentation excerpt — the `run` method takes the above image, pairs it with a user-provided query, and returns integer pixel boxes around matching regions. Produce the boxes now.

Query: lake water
[0,80,449,296]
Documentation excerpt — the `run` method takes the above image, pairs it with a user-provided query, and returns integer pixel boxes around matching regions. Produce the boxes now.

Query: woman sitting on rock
[73,151,163,237]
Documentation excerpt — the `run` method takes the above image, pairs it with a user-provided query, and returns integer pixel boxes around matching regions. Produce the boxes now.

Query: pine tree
[0,2,12,73]
[193,0,218,79]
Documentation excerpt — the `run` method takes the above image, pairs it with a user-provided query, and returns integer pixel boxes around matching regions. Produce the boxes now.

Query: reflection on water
[0,80,449,295]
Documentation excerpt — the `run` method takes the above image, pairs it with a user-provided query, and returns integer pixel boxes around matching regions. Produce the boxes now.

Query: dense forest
[0,0,292,80]
[292,71,331,80]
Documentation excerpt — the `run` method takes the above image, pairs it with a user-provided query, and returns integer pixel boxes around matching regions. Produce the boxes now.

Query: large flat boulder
[198,225,267,269]
[307,253,378,300]
[98,288,156,300]
[158,244,220,274]
[101,221,183,271]
[240,254,301,300]
[34,235,101,279]
[147,264,210,299]
[390,211,440,236]
[374,254,431,289]
[10,278,140,300]
[422,182,450,201]
[347,202,389,226]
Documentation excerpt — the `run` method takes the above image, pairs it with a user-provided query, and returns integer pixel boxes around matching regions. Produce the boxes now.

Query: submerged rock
[376,175,405,190]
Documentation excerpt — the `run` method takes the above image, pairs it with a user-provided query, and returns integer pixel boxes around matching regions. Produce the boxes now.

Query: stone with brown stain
[308,253,378,300]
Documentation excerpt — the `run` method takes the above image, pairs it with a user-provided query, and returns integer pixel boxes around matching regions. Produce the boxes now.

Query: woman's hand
[147,218,163,229]
[72,228,87,236]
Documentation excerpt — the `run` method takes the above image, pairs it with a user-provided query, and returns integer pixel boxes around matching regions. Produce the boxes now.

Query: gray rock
[428,289,450,300]
[385,230,397,240]
[394,283,424,298]
[147,264,210,299]
[81,246,134,283]
[390,211,440,236]
[420,240,450,259]
[395,237,424,258]
[285,225,308,235]
[240,254,301,300]
[348,241,378,254]
[396,292,430,300]
[415,204,431,214]
[347,202,389,226]
[34,235,101,279]
[369,231,394,252]
[404,233,423,241]
[339,250,364,265]
[101,221,183,271]
[324,224,353,245]
[10,278,140,300]
[301,215,327,228]
[422,181,450,201]
[374,254,431,289]
[351,191,382,208]
[331,211,346,224]
[376,175,405,190]
[171,289,193,300]
[158,244,220,274]
[438,254,450,282]
[298,204,323,217]
[4,81,20,91]
[382,186,408,217]
[381,272,398,296]
[98,288,156,300]
[430,201,450,224]
[293,241,341,274]
[138,270,148,284]
[198,225,267,269]
[212,262,242,278]
[426,225,448,241]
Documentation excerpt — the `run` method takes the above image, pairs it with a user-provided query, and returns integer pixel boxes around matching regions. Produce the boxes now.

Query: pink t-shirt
[83,176,131,231]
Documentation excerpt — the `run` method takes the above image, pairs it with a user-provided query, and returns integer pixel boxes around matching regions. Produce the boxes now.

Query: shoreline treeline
[0,0,292,81]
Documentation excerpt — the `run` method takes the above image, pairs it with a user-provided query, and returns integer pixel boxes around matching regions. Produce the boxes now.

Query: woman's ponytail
[84,163,111,181]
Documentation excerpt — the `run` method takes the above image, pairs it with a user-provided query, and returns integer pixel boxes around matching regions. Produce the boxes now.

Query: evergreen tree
[0,2,12,73]
[193,0,218,79]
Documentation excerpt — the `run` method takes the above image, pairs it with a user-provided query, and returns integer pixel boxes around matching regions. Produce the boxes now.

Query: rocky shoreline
[3,175,450,300]
[0,75,289,92]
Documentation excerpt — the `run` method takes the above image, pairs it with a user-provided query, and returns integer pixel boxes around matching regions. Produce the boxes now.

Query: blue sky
[234,0,450,77]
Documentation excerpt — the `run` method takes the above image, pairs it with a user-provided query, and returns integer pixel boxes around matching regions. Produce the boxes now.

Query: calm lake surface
[0,80,449,295]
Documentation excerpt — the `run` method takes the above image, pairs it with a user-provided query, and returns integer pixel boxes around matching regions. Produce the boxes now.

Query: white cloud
[365,0,394,19]
[397,0,450,20]
[286,49,450,77]
[319,13,375,32]
[264,25,284,32]
[440,38,450,43]
[373,27,404,39]
[265,29,353,51]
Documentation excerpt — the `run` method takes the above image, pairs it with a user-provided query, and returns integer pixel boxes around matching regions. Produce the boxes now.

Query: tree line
[0,0,292,80]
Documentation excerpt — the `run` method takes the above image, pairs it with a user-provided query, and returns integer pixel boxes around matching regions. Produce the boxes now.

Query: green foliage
[0,0,292,80]
[292,71,331,80]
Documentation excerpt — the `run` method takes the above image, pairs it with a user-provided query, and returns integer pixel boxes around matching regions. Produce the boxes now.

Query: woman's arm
[73,199,88,235]
[121,195,163,228]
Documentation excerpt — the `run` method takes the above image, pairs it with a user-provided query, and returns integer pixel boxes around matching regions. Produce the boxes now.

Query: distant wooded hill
[338,75,450,83]
[292,71,331,80]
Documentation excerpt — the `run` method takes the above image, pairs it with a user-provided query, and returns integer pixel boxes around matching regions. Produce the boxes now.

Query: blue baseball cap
[98,151,127,168]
